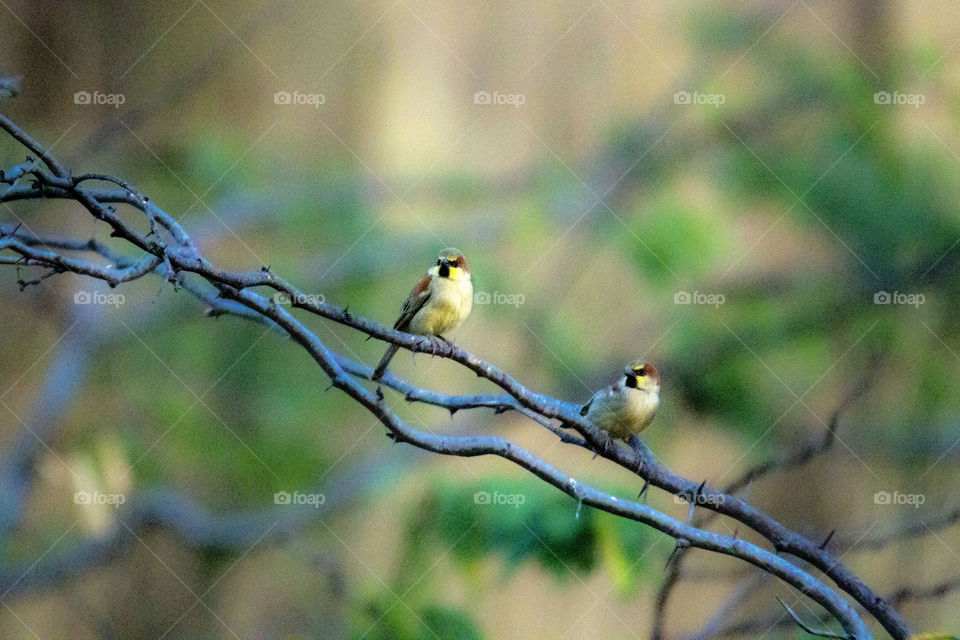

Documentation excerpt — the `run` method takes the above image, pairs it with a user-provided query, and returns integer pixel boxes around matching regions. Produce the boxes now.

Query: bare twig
[777,597,850,639]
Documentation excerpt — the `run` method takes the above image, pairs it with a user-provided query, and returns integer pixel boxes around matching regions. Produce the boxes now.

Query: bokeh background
[1,0,959,637]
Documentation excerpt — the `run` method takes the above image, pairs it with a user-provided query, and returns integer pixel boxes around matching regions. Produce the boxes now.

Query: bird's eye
[634,366,645,375]
[436,259,442,265]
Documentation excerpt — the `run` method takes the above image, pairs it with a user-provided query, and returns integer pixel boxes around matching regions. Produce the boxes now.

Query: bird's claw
[427,335,446,356]
[591,433,612,460]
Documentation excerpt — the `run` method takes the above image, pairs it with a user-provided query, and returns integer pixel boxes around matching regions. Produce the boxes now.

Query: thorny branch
[0,111,949,638]
[653,354,884,638]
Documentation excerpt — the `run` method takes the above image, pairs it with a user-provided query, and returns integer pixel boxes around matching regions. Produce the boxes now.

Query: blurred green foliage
[4,0,960,635]
[353,478,659,638]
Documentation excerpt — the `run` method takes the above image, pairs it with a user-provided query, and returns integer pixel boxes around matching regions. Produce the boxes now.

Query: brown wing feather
[373,274,433,381]
[393,274,432,330]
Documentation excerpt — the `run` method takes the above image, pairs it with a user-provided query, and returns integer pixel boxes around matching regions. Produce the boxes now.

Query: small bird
[581,361,660,442]
[372,248,473,381]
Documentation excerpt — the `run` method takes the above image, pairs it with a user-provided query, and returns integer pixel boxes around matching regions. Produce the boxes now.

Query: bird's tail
[372,343,400,381]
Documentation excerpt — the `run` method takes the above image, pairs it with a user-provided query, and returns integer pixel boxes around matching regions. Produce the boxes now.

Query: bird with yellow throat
[372,248,473,381]
[581,361,660,442]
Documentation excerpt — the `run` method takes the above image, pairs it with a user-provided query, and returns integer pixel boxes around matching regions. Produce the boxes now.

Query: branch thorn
[819,529,836,550]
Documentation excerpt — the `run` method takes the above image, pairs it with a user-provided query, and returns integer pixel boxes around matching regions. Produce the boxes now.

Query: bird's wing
[579,397,592,416]
[393,273,432,330]
[581,381,619,416]
[581,386,606,415]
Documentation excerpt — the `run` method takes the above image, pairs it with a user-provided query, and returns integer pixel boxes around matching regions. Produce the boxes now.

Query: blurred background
[1,0,959,637]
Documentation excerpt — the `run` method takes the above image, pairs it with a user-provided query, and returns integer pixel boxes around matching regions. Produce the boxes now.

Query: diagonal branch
[0,110,909,637]
[654,356,883,638]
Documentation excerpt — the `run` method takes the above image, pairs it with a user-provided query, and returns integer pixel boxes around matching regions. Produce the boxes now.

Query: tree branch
[0,111,911,637]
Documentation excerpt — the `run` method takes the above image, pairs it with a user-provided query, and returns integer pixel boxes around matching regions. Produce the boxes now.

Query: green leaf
[419,606,483,640]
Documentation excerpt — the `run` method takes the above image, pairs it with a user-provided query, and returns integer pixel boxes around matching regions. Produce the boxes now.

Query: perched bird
[372,247,473,381]
[581,361,660,441]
